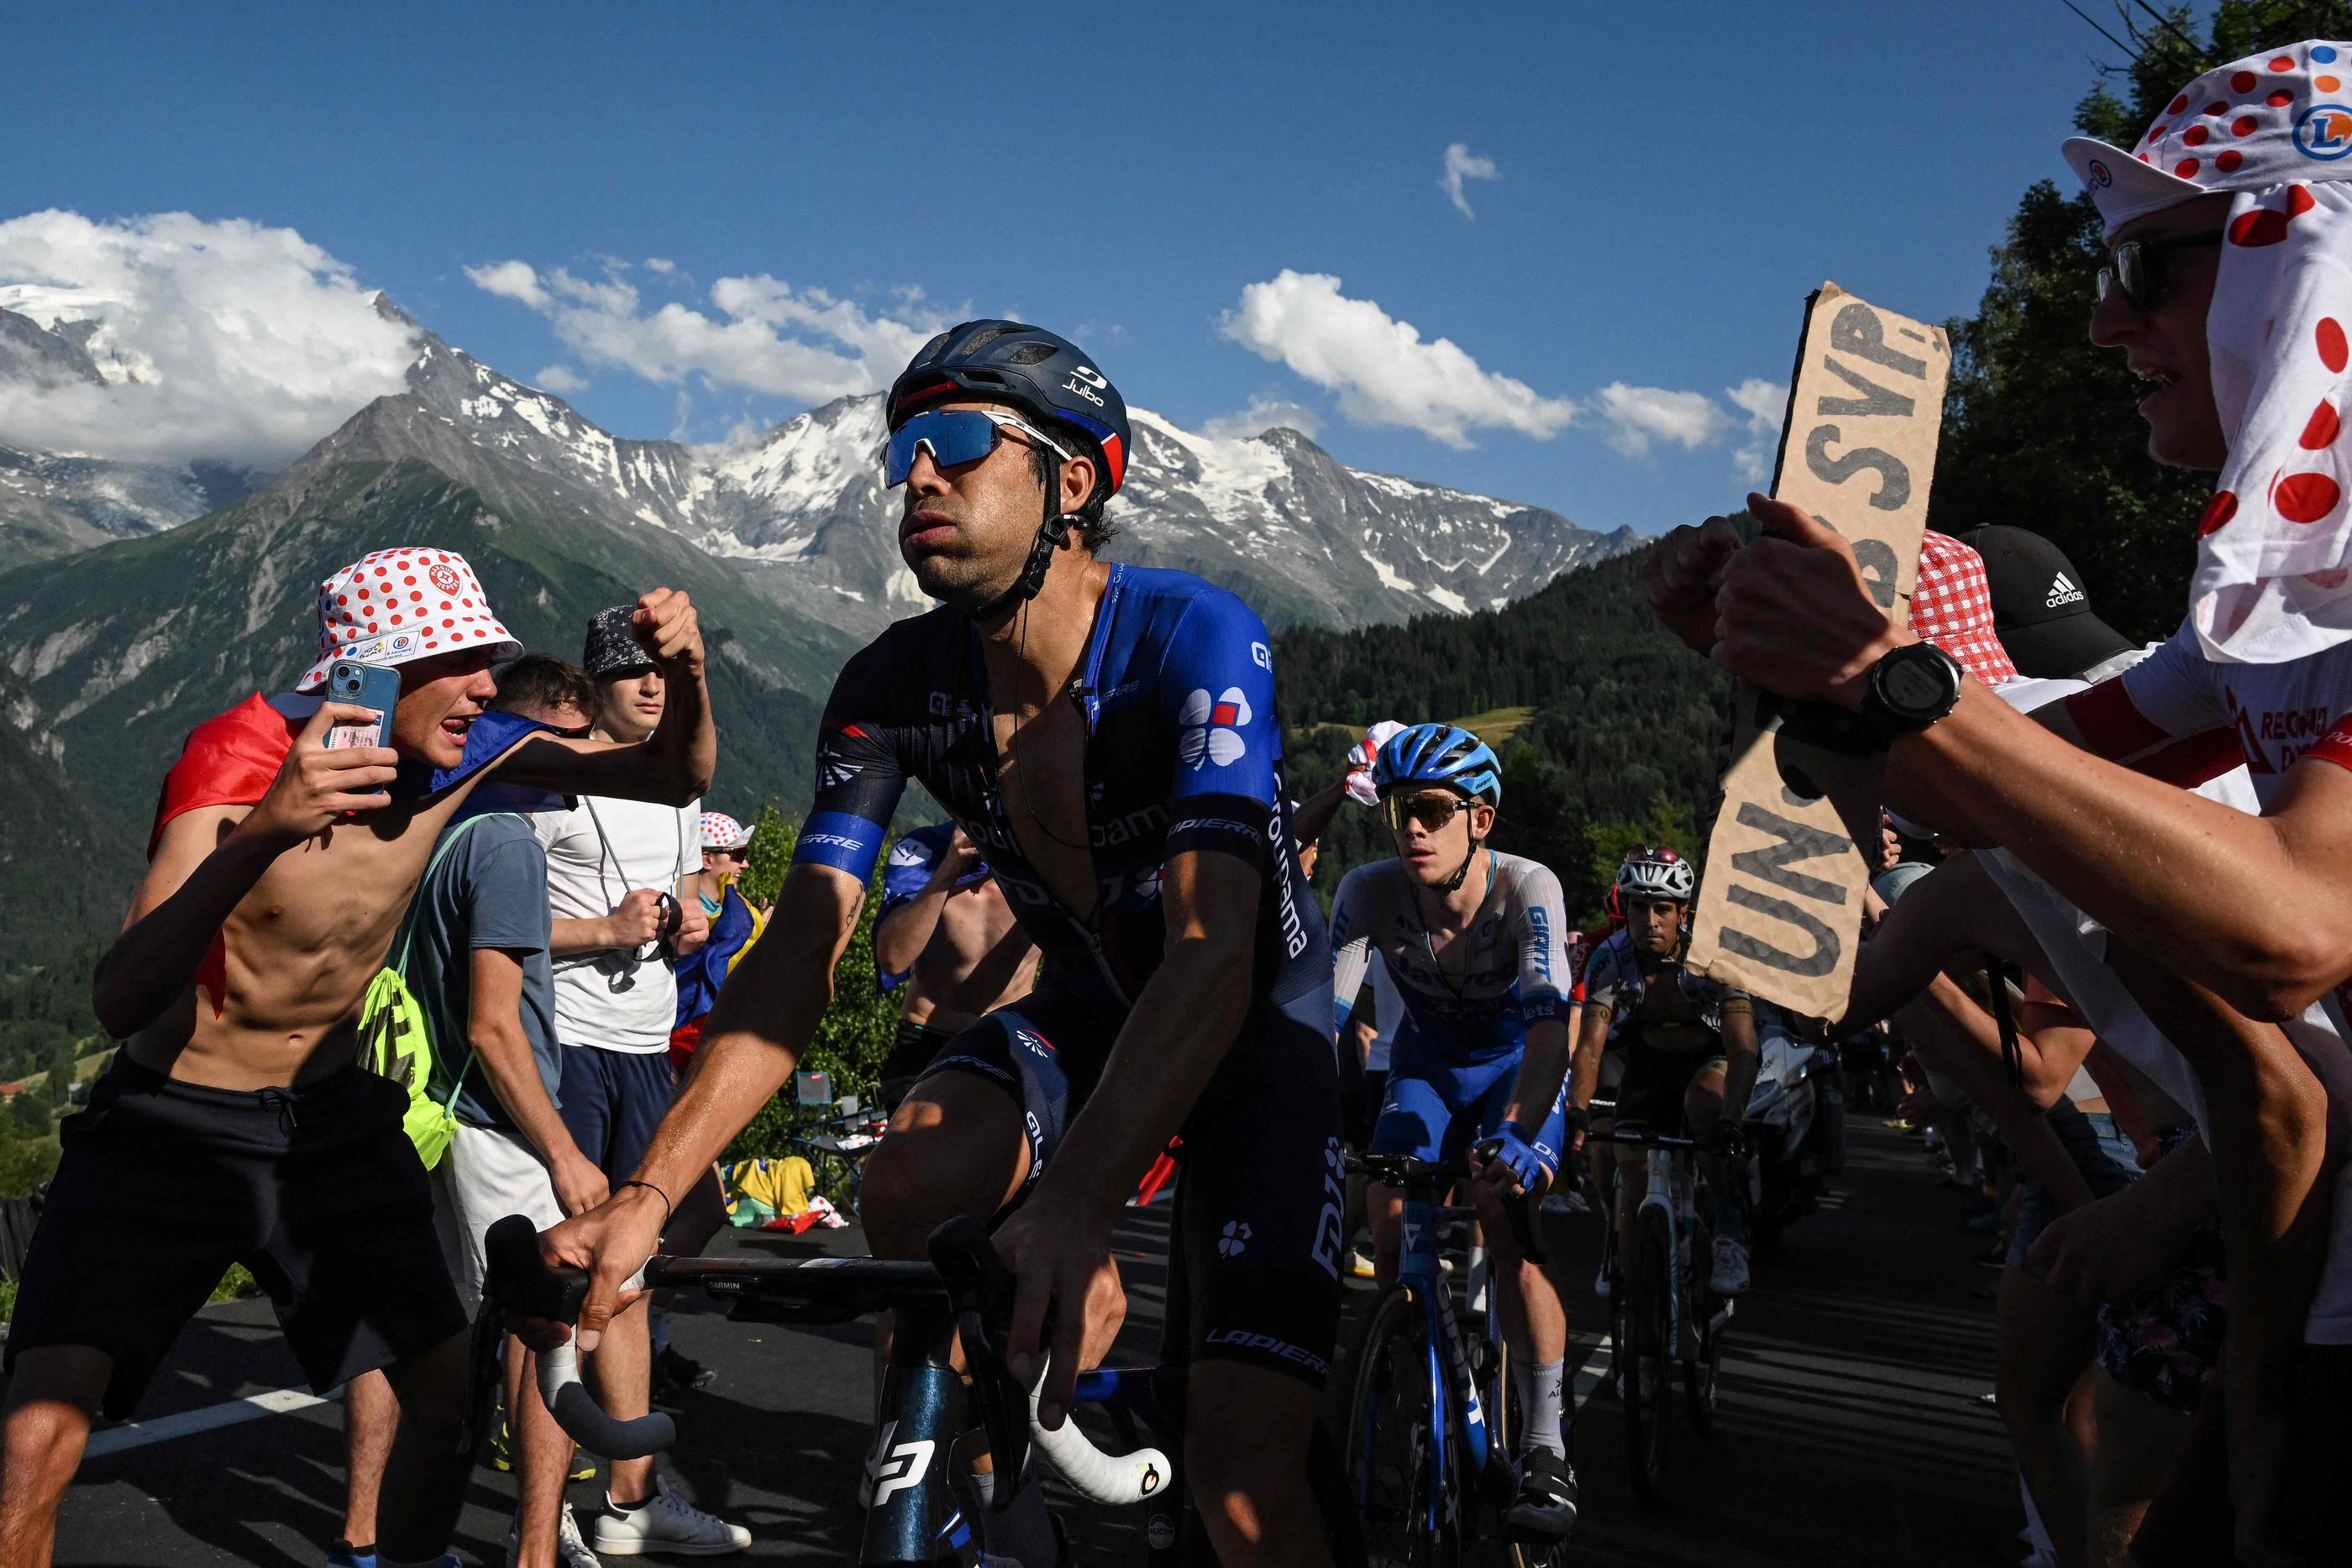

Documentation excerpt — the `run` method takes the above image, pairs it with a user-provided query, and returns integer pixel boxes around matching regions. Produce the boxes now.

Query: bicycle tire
[1685,1206,1720,1440]
[1621,1207,1675,1506]
[1345,1287,1459,1568]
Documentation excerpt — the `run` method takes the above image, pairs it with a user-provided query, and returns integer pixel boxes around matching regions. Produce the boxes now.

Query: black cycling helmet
[887,320,1130,502]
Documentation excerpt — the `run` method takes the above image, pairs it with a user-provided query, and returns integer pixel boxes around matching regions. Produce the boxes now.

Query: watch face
[1884,659,1946,711]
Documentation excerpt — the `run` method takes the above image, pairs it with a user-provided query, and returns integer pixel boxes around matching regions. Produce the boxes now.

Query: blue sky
[1,2,2188,535]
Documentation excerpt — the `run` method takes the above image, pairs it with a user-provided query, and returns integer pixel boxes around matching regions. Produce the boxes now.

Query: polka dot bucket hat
[298,548,522,692]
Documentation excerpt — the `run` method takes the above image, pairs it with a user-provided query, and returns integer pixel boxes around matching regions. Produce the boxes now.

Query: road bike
[1342,1151,1567,1568]
[478,1214,1361,1565]
[1586,1128,1735,1504]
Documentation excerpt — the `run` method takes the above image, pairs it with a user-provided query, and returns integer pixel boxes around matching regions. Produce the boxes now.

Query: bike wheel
[1620,1208,1674,1506]
[1346,1287,1458,1568]
[1684,1209,1720,1439]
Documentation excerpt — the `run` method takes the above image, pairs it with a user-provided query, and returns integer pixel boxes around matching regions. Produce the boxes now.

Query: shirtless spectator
[1646,45,2352,1562]
[870,823,1038,1112]
[0,551,711,1568]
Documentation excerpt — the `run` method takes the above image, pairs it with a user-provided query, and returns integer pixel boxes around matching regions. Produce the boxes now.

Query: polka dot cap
[698,811,752,851]
[2062,42,2352,239]
[2064,42,2352,662]
[297,548,523,692]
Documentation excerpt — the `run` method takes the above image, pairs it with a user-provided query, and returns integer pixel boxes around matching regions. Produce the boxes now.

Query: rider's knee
[1184,1419,1319,1565]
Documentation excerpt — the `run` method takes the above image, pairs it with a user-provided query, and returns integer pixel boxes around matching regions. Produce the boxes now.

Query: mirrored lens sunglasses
[885,408,1072,487]
[1381,791,1476,831]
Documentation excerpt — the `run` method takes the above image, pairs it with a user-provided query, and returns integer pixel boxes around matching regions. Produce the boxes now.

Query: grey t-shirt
[408,811,561,1131]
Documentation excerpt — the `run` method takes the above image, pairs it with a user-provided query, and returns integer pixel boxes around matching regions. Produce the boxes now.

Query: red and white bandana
[2064,43,2352,663]
[298,548,522,692]
[1909,530,2019,685]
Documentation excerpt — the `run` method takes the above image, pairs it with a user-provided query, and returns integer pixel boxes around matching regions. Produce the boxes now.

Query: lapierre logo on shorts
[2297,102,2352,159]
[1177,686,1252,768]
[1204,1329,1329,1377]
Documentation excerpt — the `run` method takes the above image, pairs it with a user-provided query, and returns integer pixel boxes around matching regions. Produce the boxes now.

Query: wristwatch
[1857,640,1964,742]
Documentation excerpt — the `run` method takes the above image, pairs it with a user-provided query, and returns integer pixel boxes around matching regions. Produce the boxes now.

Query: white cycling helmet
[1614,845,1694,903]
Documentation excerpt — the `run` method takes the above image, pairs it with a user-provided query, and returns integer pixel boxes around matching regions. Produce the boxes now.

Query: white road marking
[84,1383,340,1457]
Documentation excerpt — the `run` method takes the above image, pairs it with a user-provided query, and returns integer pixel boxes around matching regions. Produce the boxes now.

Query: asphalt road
[32,1120,2018,1566]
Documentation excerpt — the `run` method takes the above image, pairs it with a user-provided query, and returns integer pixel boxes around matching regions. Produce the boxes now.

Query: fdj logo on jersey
[2297,103,2352,160]
[1178,687,1252,768]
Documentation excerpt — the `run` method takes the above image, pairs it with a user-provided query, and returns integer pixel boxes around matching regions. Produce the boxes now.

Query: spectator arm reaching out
[1887,684,2352,1021]
[1898,977,2096,1210]
[1289,777,1350,851]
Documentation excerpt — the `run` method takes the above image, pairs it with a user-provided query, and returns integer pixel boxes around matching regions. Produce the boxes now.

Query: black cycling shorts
[1612,1046,1727,1135]
[916,983,1344,1390]
[5,1060,466,1419]
[878,1018,957,1113]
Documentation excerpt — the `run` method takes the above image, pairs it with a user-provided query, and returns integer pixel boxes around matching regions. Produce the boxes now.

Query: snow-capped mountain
[0,308,269,568]
[1,293,1635,635]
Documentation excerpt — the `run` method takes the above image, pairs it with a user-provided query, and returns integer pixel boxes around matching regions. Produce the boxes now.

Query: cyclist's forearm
[1719,1015,1761,1121]
[1034,933,1252,1225]
[1504,1018,1572,1131]
[1567,1012,1610,1110]
[872,888,949,976]
[628,952,831,1200]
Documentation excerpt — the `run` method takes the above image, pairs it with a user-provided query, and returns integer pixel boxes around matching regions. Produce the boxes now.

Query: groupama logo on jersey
[1178,687,1252,768]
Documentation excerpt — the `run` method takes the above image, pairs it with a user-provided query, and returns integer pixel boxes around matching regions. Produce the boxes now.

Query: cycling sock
[1513,1357,1567,1455]
[606,1492,648,1513]
[963,1466,997,1508]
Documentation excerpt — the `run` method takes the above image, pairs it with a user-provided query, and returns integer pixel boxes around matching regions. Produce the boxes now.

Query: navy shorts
[916,982,1345,1390]
[558,1046,677,1184]
[1371,1051,1569,1177]
[4,1061,465,1419]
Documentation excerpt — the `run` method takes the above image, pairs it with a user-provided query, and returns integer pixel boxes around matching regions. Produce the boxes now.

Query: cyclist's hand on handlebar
[993,1196,1127,1432]
[1473,1122,1545,1196]
[515,1182,666,1354]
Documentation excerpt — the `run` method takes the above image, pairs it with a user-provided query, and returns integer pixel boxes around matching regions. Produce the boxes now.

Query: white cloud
[1439,143,1500,219]
[1219,270,1575,449]
[533,364,587,394]
[1727,376,1788,482]
[465,259,943,401]
[643,257,677,276]
[0,209,419,468]
[1201,396,1324,441]
[1590,382,1736,459]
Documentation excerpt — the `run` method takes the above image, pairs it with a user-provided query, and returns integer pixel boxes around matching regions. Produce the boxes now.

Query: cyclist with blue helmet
[1328,721,1583,1539]
[534,321,1344,1566]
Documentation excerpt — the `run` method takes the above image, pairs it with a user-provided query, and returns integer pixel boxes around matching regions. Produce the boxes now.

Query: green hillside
[1276,547,1723,922]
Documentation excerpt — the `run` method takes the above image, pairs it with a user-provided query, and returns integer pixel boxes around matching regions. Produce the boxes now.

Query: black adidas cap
[1958,526,2135,680]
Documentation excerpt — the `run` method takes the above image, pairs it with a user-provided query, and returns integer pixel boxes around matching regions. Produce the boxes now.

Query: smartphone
[325,658,400,794]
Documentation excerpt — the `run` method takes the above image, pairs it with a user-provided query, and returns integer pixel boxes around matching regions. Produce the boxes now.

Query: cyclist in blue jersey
[532,322,1342,1566]
[1328,723,1581,1539]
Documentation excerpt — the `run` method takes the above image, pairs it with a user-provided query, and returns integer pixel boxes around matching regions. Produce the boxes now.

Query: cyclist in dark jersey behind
[1570,847,1759,1294]
[532,321,1343,1566]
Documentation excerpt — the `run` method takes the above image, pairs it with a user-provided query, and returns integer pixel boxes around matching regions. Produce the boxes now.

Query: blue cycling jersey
[791,564,1326,1013]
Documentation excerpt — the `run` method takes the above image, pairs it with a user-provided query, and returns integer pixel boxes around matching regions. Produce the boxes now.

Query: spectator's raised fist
[633,587,704,679]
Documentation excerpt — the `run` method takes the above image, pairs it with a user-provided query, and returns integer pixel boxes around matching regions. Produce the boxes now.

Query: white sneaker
[1709,1235,1751,1294]
[508,1506,603,1568]
[592,1480,751,1557]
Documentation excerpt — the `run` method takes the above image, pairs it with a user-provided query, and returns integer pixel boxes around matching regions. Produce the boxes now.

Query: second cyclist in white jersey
[1328,722,1580,1539]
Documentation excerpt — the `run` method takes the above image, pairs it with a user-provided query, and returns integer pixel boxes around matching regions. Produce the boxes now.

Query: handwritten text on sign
[1686,283,1951,1019]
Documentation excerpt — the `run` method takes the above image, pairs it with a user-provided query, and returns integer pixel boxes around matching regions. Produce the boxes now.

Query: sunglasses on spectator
[885,408,1072,487]
[1381,792,1479,831]
[2096,231,2223,311]
[713,846,749,861]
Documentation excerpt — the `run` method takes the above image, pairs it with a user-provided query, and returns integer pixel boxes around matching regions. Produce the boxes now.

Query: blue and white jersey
[791,564,1326,1015]
[1328,850,1572,1072]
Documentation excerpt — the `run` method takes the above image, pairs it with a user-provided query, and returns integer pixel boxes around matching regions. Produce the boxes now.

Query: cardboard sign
[1684,283,1951,1018]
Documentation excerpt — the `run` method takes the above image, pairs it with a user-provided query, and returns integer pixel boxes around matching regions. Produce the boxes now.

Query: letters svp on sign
[1684,284,1951,1019]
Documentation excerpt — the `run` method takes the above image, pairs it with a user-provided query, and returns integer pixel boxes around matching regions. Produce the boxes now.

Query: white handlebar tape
[537,1340,676,1459]
[1025,1359,1173,1506]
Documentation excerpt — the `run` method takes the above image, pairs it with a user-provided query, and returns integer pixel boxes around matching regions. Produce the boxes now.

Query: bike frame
[1383,1190,1505,1534]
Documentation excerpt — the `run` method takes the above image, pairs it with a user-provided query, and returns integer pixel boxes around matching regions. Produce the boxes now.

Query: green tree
[42,1039,76,1108]
[8,1093,49,1140]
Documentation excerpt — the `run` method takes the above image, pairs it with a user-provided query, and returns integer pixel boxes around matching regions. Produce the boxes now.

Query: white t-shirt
[536,794,700,1054]
[2010,622,2352,1344]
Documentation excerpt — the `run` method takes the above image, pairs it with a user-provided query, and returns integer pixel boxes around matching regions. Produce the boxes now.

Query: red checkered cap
[1909,531,2019,685]
[299,548,522,692]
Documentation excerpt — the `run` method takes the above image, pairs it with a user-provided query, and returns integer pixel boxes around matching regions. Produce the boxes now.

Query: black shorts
[2131,1344,2352,1567]
[1612,1045,1726,1134]
[5,1061,465,1419]
[916,983,1344,1390]
[878,1018,956,1112]
[557,1045,677,1186]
